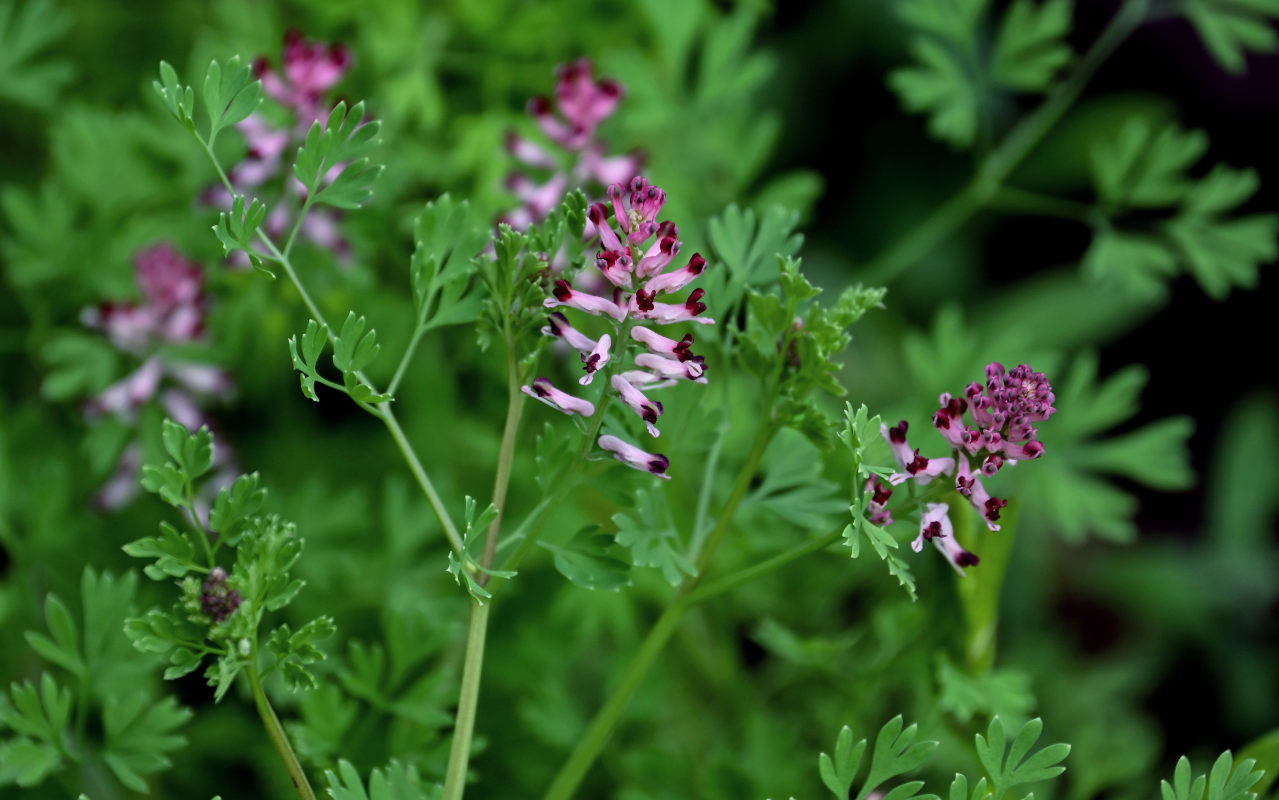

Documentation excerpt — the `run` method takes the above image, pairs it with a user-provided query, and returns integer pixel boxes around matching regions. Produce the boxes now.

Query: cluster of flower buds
[882,362,1055,573]
[81,244,236,508]
[523,176,711,479]
[200,567,243,622]
[503,59,643,232]
[204,31,354,261]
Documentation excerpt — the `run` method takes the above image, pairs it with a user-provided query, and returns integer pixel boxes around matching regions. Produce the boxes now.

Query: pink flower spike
[634,353,708,384]
[635,235,682,278]
[594,249,633,288]
[542,312,597,352]
[544,279,627,321]
[888,450,955,486]
[588,203,626,251]
[579,334,612,385]
[644,253,707,294]
[522,377,596,417]
[598,434,670,479]
[631,326,696,361]
[611,374,664,437]
[632,292,715,325]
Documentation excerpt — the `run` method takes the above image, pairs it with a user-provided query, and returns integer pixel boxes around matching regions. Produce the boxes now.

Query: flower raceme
[522,176,712,479]
[883,362,1055,574]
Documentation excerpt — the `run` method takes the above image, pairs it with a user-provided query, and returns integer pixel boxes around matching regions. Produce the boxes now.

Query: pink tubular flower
[866,478,893,526]
[522,377,596,417]
[598,434,670,479]
[528,176,712,476]
[580,334,612,385]
[611,374,664,437]
[913,503,979,575]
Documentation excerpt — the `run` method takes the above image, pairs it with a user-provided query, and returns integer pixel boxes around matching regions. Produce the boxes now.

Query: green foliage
[212,194,271,275]
[141,419,215,508]
[613,485,698,586]
[266,617,337,691]
[288,315,392,404]
[539,526,633,591]
[839,404,916,599]
[890,0,1074,147]
[0,0,72,110]
[743,429,846,531]
[100,693,192,792]
[817,717,938,800]
[200,56,263,146]
[445,497,512,602]
[0,674,71,787]
[1087,119,1278,298]
[409,195,488,332]
[294,101,384,209]
[153,60,198,134]
[1021,353,1194,542]
[936,654,1035,725]
[975,717,1070,800]
[708,203,804,306]
[1183,0,1279,74]
[325,758,442,800]
[1159,752,1265,800]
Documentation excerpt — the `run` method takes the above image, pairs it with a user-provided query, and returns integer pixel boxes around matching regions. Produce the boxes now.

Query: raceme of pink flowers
[82,243,236,509]
[503,58,642,232]
[883,362,1055,574]
[522,176,712,479]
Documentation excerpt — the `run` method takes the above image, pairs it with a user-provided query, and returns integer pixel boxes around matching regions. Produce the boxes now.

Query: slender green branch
[442,600,491,800]
[480,346,526,576]
[379,409,464,552]
[387,324,427,398]
[987,186,1100,223]
[687,527,844,605]
[688,415,775,574]
[283,197,314,258]
[863,0,1148,284]
[246,657,316,800]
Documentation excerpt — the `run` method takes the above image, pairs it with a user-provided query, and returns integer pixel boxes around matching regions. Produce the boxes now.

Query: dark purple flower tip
[955,475,974,496]
[922,521,944,540]
[530,377,553,397]
[871,479,893,505]
[656,221,678,239]
[630,175,646,193]
[552,279,573,301]
[252,56,271,77]
[599,78,623,98]
[906,450,929,474]
[1022,440,1044,459]
[330,43,351,68]
[685,253,706,274]
[948,397,968,416]
[545,312,570,336]
[984,497,1007,521]
[934,410,953,430]
[672,334,695,361]
[528,96,552,116]
[684,288,707,315]
[635,289,656,312]
[955,551,980,568]
[647,454,670,475]
[588,202,609,225]
[201,566,242,622]
[608,183,623,199]
[889,421,909,444]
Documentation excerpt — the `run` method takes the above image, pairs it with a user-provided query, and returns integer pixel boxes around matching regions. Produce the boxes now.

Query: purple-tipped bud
[201,567,242,622]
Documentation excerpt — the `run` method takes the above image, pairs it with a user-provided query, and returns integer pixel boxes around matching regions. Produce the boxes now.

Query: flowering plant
[1,3,1277,800]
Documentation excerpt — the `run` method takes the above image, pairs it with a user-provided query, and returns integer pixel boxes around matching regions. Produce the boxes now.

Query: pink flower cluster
[81,244,235,509]
[205,31,353,260]
[883,362,1055,573]
[522,176,711,478]
[503,59,642,232]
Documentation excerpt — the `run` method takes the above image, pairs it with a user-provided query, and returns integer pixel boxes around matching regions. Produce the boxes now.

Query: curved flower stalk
[522,176,712,478]
[204,31,354,261]
[503,59,643,233]
[884,362,1055,573]
[81,243,237,509]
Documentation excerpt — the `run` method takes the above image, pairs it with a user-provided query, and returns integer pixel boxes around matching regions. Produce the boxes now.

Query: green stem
[687,527,844,605]
[246,658,316,800]
[480,346,526,576]
[863,0,1148,285]
[542,419,775,800]
[283,197,314,258]
[387,324,427,398]
[987,186,1099,223]
[379,409,465,552]
[542,598,690,800]
[441,600,491,800]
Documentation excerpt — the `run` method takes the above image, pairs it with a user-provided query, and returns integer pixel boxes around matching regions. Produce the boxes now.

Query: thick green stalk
[864,0,1148,285]
[246,659,316,800]
[441,600,491,800]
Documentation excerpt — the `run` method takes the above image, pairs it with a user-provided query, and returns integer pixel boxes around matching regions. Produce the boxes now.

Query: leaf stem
[441,599,491,800]
[686,526,844,605]
[864,0,1148,284]
[378,409,465,552]
[245,657,316,800]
